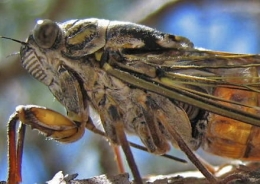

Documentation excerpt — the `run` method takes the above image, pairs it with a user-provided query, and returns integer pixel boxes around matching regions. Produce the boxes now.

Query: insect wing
[106,48,260,127]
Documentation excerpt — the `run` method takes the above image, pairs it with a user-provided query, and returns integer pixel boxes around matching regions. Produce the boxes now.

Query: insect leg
[7,111,21,184]
[136,92,219,183]
[135,93,171,155]
[84,116,126,174]
[16,123,26,183]
[97,99,143,184]
[115,122,143,184]
[156,107,219,183]
[7,105,86,183]
[112,145,125,174]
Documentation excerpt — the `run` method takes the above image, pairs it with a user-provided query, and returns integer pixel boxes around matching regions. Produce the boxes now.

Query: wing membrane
[106,48,260,127]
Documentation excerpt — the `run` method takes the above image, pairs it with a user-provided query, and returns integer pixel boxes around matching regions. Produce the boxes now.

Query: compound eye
[33,19,60,49]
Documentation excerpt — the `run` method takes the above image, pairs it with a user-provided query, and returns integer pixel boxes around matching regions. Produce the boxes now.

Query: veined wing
[104,48,260,127]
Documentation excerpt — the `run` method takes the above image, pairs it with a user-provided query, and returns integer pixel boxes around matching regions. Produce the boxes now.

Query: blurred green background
[1,0,260,183]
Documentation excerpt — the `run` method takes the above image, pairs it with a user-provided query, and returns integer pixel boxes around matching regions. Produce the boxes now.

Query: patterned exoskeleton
[5,18,260,184]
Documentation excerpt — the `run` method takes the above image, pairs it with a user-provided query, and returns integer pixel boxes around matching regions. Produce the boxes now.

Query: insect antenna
[0,36,27,45]
[0,36,28,58]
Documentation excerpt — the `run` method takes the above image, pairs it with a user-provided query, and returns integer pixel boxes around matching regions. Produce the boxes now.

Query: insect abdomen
[203,87,260,160]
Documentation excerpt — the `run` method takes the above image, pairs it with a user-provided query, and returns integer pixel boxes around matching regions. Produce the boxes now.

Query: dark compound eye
[33,19,60,49]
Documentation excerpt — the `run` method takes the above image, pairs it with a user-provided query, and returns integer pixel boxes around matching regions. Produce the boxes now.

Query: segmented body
[20,18,260,162]
[204,62,260,159]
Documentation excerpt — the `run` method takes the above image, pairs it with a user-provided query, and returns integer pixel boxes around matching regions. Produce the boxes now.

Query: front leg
[7,105,86,184]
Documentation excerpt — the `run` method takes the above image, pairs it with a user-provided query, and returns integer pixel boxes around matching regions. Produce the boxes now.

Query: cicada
[4,18,260,184]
